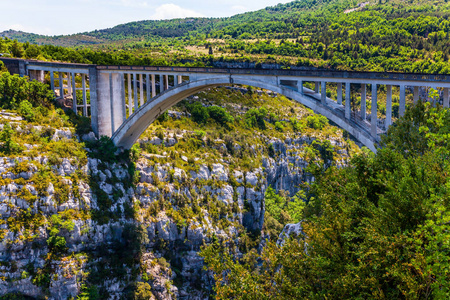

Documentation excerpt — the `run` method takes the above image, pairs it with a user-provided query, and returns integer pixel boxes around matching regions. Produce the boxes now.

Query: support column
[177,75,182,85]
[146,74,151,103]
[159,75,164,92]
[414,86,419,103]
[59,73,64,99]
[111,73,125,133]
[139,74,144,106]
[298,80,303,94]
[337,83,343,105]
[321,81,326,105]
[386,85,392,128]
[38,70,44,83]
[89,67,99,136]
[127,73,133,115]
[399,85,406,117]
[371,84,378,138]
[345,82,351,119]
[315,81,320,93]
[444,88,449,108]
[121,74,126,122]
[67,73,72,96]
[133,73,138,111]
[97,72,112,137]
[361,84,366,120]
[165,75,169,91]
[151,74,156,97]
[82,74,87,117]
[71,73,77,113]
[50,71,55,93]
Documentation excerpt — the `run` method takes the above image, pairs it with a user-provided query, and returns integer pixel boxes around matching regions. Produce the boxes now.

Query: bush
[0,70,54,109]
[47,235,67,253]
[274,121,284,132]
[188,102,209,123]
[18,100,35,121]
[245,107,267,130]
[0,123,23,154]
[306,114,328,130]
[207,105,234,125]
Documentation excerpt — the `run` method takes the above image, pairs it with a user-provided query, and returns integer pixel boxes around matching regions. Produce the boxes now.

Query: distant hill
[2,0,450,74]
[0,0,348,47]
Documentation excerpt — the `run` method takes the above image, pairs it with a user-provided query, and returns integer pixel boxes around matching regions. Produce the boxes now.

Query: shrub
[306,114,328,130]
[208,105,234,125]
[18,100,35,121]
[245,107,267,130]
[274,121,284,132]
[0,123,23,154]
[189,102,209,123]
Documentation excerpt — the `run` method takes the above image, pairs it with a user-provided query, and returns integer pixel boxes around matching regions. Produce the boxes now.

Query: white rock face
[277,222,304,246]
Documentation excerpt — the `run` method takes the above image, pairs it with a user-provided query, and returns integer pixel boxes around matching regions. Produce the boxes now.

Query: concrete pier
[345,82,351,119]
[399,85,406,117]
[371,84,378,138]
[361,84,366,120]
[386,85,392,128]
[321,81,326,105]
[414,86,419,103]
[337,83,342,105]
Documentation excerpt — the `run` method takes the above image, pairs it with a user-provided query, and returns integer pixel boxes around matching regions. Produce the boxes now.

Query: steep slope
[0,65,358,298]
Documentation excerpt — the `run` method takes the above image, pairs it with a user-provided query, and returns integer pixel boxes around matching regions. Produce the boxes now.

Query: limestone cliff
[0,87,358,299]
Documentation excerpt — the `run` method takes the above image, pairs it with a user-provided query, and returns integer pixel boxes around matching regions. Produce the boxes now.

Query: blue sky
[0,0,291,36]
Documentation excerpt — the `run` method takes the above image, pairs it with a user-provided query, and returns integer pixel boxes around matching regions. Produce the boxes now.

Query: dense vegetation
[2,0,450,73]
[201,101,450,298]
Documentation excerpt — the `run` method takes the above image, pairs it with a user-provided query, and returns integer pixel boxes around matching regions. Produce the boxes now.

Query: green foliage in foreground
[201,101,450,299]
[263,187,306,240]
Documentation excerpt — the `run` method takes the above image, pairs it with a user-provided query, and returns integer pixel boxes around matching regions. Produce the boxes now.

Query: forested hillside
[2,0,450,73]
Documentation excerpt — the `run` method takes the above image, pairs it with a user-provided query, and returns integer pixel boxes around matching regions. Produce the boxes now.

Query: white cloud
[151,4,204,20]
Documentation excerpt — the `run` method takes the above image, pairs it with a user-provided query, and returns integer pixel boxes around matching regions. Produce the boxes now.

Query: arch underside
[111,77,377,152]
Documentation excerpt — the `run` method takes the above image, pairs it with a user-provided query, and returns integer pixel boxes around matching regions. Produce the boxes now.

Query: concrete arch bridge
[2,58,450,152]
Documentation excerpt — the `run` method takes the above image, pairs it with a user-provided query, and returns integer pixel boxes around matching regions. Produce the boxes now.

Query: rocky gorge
[0,86,358,299]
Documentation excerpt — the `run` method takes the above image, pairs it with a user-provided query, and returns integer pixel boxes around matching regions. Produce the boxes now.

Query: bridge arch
[111,77,377,151]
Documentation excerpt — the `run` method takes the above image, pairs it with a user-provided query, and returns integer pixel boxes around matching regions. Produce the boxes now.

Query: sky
[0,0,292,36]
